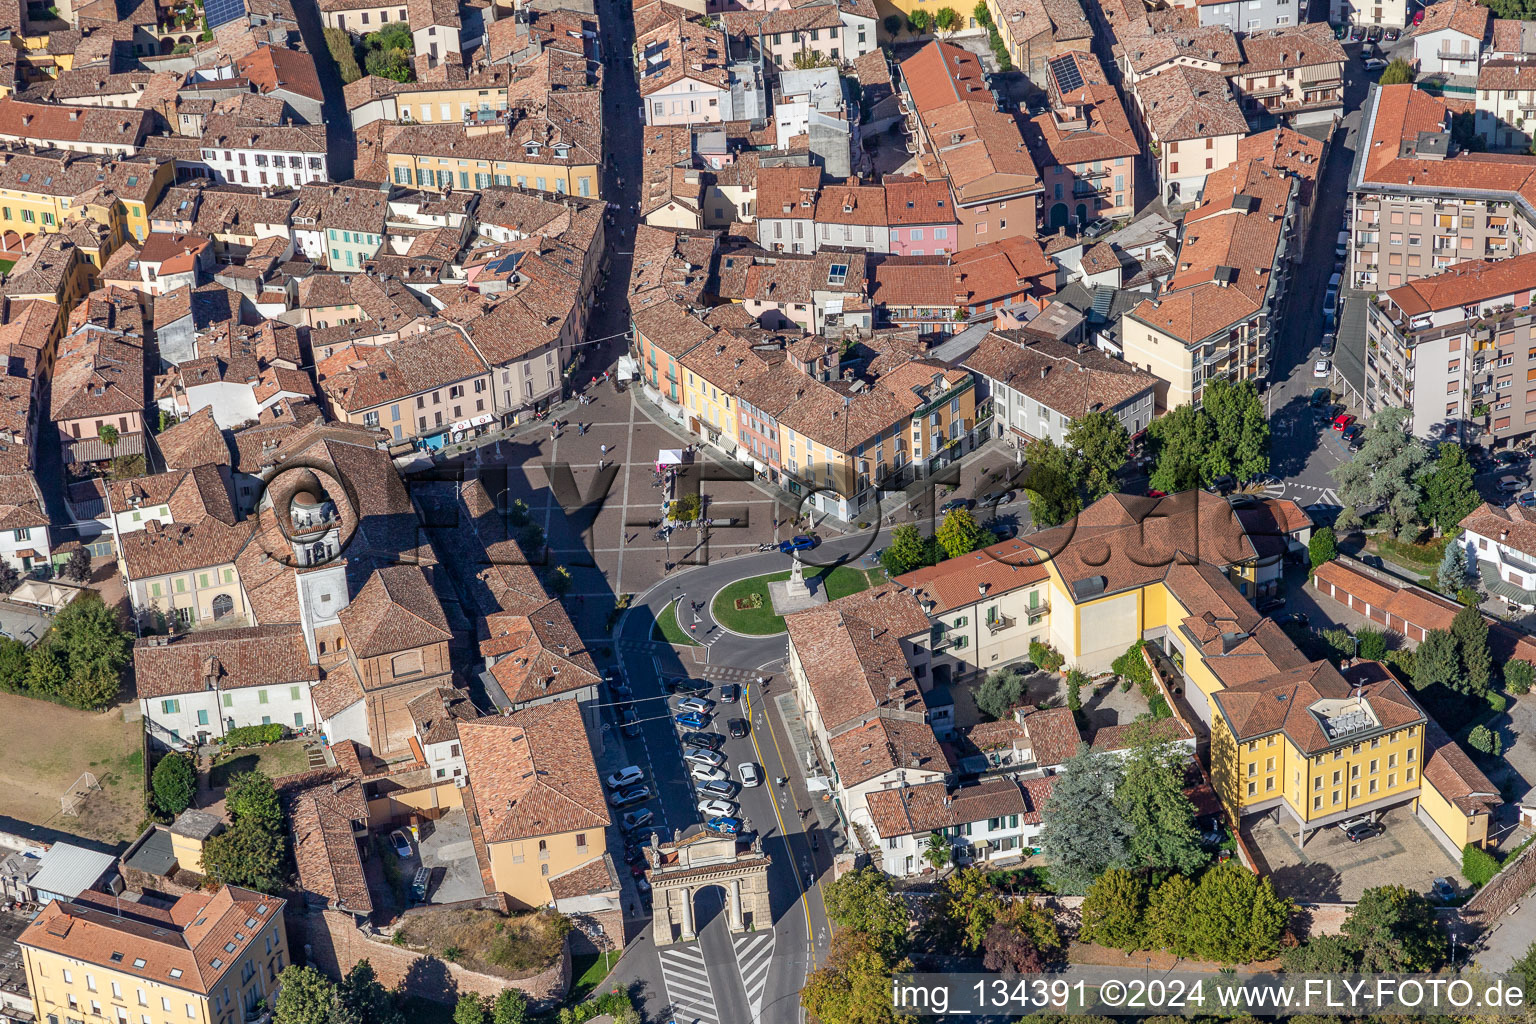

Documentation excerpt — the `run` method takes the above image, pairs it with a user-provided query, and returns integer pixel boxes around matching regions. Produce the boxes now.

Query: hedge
[221,723,286,747]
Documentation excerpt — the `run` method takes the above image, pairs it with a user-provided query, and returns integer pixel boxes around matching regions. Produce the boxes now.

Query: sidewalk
[774,693,845,851]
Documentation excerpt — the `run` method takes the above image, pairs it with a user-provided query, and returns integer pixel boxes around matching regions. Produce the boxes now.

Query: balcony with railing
[985,612,1015,634]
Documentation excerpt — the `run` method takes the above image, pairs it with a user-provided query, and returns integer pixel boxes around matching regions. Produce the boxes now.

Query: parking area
[415,808,485,905]
[1241,805,1460,902]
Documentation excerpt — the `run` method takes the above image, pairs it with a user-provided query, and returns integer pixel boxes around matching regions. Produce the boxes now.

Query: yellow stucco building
[1026,490,1499,851]
[21,885,289,1024]
[458,699,611,909]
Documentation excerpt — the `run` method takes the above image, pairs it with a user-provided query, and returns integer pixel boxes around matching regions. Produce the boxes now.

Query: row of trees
[1038,739,1208,895]
[1282,884,1447,972]
[1079,863,1290,964]
[1332,407,1481,540]
[0,592,131,710]
[879,508,992,576]
[1145,380,1270,495]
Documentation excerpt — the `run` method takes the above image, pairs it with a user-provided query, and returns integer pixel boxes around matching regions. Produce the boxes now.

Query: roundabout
[709,565,882,635]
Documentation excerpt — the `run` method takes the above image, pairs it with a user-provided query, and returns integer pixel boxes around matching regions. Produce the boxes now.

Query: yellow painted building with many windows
[20,886,289,1024]
[1022,489,1499,850]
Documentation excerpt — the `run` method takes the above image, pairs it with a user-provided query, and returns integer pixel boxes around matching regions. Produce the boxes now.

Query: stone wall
[291,906,570,1007]
[1461,840,1536,932]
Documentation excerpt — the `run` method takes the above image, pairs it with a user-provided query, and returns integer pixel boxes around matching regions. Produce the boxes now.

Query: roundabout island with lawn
[710,565,885,635]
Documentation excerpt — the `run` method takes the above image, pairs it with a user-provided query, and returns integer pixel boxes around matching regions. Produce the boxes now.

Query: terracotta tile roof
[120,517,253,580]
[784,583,933,732]
[1124,26,1241,75]
[1479,59,1536,90]
[1492,17,1536,53]
[1414,0,1489,41]
[1135,65,1248,142]
[201,113,327,155]
[311,663,365,720]
[316,327,487,414]
[814,184,887,227]
[278,770,372,915]
[902,41,1041,203]
[1421,711,1500,815]
[636,19,730,96]
[964,328,1156,419]
[896,538,1049,614]
[338,564,453,662]
[0,96,149,147]
[828,714,947,788]
[19,886,284,994]
[866,776,1054,838]
[757,165,822,218]
[865,779,952,838]
[545,854,619,900]
[408,686,480,745]
[292,181,389,234]
[1236,127,1324,205]
[459,700,609,843]
[1384,252,1536,317]
[1021,706,1081,766]
[951,236,1056,303]
[1027,52,1139,168]
[1210,659,1424,753]
[882,175,955,226]
[1238,22,1346,72]
[483,603,602,704]
[235,44,323,105]
[134,624,317,699]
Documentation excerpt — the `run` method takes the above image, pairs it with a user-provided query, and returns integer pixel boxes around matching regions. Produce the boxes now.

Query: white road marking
[734,931,776,1020]
[658,943,720,1024]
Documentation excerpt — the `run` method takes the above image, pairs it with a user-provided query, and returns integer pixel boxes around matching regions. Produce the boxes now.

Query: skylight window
[132,959,146,969]
[110,952,124,963]
[224,943,236,953]
[210,959,223,970]
[169,969,183,979]
[827,263,849,286]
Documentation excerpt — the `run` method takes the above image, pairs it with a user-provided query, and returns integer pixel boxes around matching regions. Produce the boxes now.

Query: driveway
[1241,805,1459,902]
[417,808,485,905]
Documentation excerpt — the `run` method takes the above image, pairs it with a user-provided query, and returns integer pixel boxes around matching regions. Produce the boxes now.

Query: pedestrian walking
[600,444,609,455]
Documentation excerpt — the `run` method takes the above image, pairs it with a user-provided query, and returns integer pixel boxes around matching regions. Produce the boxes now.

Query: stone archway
[1048,203,1068,230]
[648,829,772,945]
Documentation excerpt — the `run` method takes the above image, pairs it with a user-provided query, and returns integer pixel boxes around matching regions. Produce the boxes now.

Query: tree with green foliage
[1357,628,1389,663]
[1038,747,1127,894]
[24,643,65,696]
[1112,640,1152,687]
[1438,540,1470,596]
[151,752,196,817]
[1029,640,1064,672]
[1507,659,1534,695]
[1079,869,1148,951]
[1332,407,1429,538]
[547,565,573,598]
[361,23,414,82]
[1307,527,1337,577]
[821,866,909,953]
[1463,843,1501,887]
[923,831,951,872]
[338,961,401,1024]
[452,994,488,1024]
[907,8,931,32]
[1468,723,1497,754]
[975,667,1026,720]
[972,0,992,24]
[1183,861,1292,964]
[1202,379,1271,482]
[934,6,962,31]
[274,966,337,1024]
[1379,58,1414,85]
[201,771,285,892]
[0,637,25,693]
[936,507,989,559]
[1452,604,1492,696]
[1065,668,1085,713]
[1420,445,1480,534]
[1511,940,1536,990]
[29,593,131,709]
[97,423,119,459]
[1116,736,1208,875]
[1411,628,1461,693]
[1066,410,1130,501]
[63,546,91,583]
[1022,437,1082,527]
[324,26,363,83]
[490,990,529,1024]
[1144,874,1196,956]
[801,931,914,1024]
[939,868,1006,953]
[1343,884,1447,972]
[883,13,902,33]
[1281,934,1359,973]
[881,523,930,577]
[1146,405,1216,494]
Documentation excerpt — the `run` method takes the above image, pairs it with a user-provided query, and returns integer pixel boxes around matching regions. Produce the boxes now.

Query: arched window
[211,594,234,620]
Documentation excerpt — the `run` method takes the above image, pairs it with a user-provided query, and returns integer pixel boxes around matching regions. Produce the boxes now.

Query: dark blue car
[707,816,742,835]
[778,535,817,554]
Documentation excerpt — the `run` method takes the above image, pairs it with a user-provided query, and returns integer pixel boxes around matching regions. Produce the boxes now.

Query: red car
[1332,413,1357,431]
[1146,489,1167,498]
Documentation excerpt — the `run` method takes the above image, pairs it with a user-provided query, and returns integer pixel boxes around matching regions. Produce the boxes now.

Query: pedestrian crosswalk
[658,943,720,1024]
[734,930,775,1020]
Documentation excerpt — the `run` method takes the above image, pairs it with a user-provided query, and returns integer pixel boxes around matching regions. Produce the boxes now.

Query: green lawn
[0,260,14,275]
[210,739,311,788]
[1365,533,1452,571]
[712,566,880,635]
[569,949,620,1003]
[651,599,701,646]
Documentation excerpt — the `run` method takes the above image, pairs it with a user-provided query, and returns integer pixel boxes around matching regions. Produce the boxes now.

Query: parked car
[1432,877,1458,900]
[1497,450,1528,465]
[675,711,709,729]
[1314,359,1332,379]
[1363,56,1389,70]
[608,785,651,807]
[697,798,737,817]
[1320,332,1337,356]
[683,747,726,768]
[606,674,632,697]
[1324,288,1339,320]
[1366,24,1383,40]
[990,521,1018,539]
[1332,413,1356,431]
[707,816,743,835]
[1498,474,1525,492]
[605,766,645,790]
[622,809,654,833]
[1207,473,1237,496]
[1343,820,1383,843]
[728,718,750,737]
[1384,26,1400,39]
[1335,231,1348,258]
[940,497,974,512]
[622,718,641,738]
[682,731,724,750]
[690,764,729,783]
[1334,22,1347,37]
[1258,596,1286,613]
[410,866,430,902]
[389,830,412,859]
[1310,387,1332,408]
[980,490,1016,507]
[663,676,709,695]
[1350,24,1367,39]
[677,696,715,715]
[739,762,762,788]
[1341,424,1364,447]
[778,535,818,554]
[719,683,740,703]
[634,876,652,897]
[1518,491,1536,509]
[1277,611,1310,627]
[697,778,736,798]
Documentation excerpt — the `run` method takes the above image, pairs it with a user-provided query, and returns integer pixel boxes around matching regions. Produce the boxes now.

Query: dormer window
[553,144,569,158]
[525,143,540,156]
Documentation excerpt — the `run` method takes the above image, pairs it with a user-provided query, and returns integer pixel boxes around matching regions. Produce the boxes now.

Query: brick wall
[291,907,571,1007]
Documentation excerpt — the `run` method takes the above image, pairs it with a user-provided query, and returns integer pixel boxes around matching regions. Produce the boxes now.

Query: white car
[683,747,726,768]
[697,798,737,817]
[1363,56,1389,70]
[690,764,729,783]
[605,766,644,791]
[1313,359,1331,378]
[676,696,715,715]
[739,762,762,788]
[1498,474,1525,493]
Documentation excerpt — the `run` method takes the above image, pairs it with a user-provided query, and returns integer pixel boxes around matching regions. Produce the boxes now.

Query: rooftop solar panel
[1049,54,1083,95]
[204,0,247,31]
